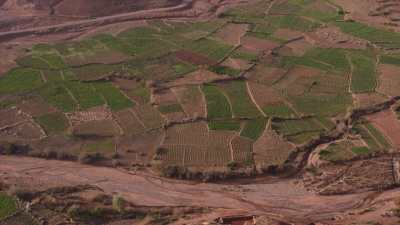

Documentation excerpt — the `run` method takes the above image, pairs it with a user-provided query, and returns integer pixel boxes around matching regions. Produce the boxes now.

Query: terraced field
[0,0,399,183]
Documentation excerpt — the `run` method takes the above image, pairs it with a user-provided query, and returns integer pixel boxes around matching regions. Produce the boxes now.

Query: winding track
[1,156,398,223]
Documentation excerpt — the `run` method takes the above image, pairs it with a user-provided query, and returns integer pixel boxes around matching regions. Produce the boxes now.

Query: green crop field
[218,81,262,118]
[240,118,267,140]
[2,0,400,184]
[38,82,77,112]
[208,120,241,131]
[319,141,356,162]
[0,68,43,95]
[335,21,400,49]
[349,53,376,93]
[93,82,134,111]
[72,64,121,81]
[202,85,232,119]
[262,103,295,118]
[183,38,233,61]
[268,15,320,32]
[36,112,68,135]
[352,123,390,152]
[65,81,105,110]
[380,55,400,66]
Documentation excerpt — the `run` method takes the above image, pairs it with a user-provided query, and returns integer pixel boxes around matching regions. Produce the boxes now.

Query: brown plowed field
[214,23,249,46]
[377,64,400,97]
[172,85,207,119]
[241,36,280,53]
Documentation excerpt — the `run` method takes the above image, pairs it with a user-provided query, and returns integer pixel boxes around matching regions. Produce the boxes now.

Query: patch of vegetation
[36,112,68,135]
[349,53,376,93]
[173,62,197,76]
[335,21,400,48]
[0,193,17,219]
[262,103,295,118]
[231,49,259,61]
[352,123,390,152]
[0,68,43,95]
[202,85,232,119]
[351,146,371,155]
[219,81,262,118]
[208,120,241,131]
[319,141,355,162]
[72,64,121,81]
[183,38,233,61]
[38,82,77,112]
[82,139,115,155]
[268,15,321,32]
[315,117,336,131]
[209,65,241,77]
[93,82,134,111]
[290,94,352,117]
[273,118,324,143]
[240,118,267,140]
[380,55,400,66]
[364,123,391,149]
[127,83,151,104]
[42,70,63,82]
[40,54,67,69]
[65,81,105,110]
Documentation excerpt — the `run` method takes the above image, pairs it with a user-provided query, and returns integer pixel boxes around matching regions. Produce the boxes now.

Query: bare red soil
[175,50,217,66]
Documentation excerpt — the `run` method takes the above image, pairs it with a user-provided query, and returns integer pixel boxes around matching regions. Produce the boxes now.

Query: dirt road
[1,156,398,223]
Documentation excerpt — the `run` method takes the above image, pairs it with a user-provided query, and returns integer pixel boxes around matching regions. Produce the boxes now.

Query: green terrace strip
[267,15,321,32]
[38,82,77,112]
[35,112,69,135]
[351,146,371,155]
[273,117,325,144]
[42,70,64,82]
[202,85,232,119]
[209,65,241,77]
[0,193,17,219]
[319,141,357,162]
[231,49,259,61]
[290,94,352,117]
[352,123,391,152]
[208,120,241,131]
[262,103,296,118]
[240,118,267,140]
[64,81,105,110]
[335,21,400,49]
[72,64,121,81]
[158,104,183,114]
[380,55,400,66]
[218,81,262,118]
[16,53,66,70]
[183,38,234,61]
[281,48,350,73]
[0,68,43,95]
[92,82,134,111]
[349,53,376,93]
